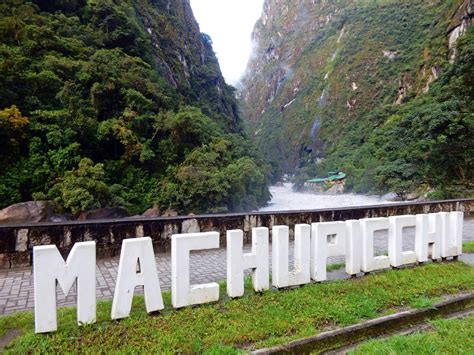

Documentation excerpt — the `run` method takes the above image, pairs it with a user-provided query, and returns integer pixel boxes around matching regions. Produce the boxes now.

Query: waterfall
[310,116,321,138]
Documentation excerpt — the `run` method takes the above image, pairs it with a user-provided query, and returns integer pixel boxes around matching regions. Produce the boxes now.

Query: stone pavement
[0,218,473,316]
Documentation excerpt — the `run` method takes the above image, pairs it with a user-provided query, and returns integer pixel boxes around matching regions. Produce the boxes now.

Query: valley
[239,0,473,199]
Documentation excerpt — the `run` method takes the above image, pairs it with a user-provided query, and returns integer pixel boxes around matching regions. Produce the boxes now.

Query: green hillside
[240,0,473,198]
[0,0,271,215]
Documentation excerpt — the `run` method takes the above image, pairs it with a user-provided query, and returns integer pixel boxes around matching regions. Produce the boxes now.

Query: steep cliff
[240,0,473,197]
[0,0,270,214]
[132,0,240,130]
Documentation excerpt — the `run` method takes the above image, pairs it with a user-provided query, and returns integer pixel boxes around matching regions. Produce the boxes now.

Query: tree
[0,105,29,163]
[43,158,110,214]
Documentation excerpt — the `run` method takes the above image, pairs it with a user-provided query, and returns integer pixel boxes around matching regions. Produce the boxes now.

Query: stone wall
[0,199,473,269]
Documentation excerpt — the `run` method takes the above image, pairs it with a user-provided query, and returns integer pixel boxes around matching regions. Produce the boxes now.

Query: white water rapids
[258,183,394,212]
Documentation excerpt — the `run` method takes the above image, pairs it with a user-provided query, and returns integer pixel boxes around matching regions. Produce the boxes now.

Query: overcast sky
[190,0,265,86]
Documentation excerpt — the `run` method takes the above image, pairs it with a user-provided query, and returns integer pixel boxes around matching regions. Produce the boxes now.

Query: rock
[448,0,473,62]
[135,224,144,237]
[163,223,178,239]
[182,219,200,234]
[15,229,28,252]
[142,207,161,218]
[0,201,55,224]
[0,254,10,269]
[382,50,397,60]
[395,76,413,105]
[405,192,421,201]
[77,207,129,221]
[49,215,69,222]
[162,209,178,217]
[326,182,345,194]
[381,192,399,202]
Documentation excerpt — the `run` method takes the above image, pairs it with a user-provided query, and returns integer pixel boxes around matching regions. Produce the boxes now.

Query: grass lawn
[463,241,474,253]
[327,261,345,272]
[352,313,474,354]
[1,262,473,353]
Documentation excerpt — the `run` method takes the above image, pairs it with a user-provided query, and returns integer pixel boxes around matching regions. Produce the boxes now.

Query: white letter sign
[440,212,463,258]
[226,227,269,297]
[360,218,391,272]
[33,241,96,333]
[272,224,310,288]
[172,232,220,308]
[416,213,443,261]
[311,221,348,281]
[111,237,164,319]
[388,215,417,267]
[451,211,463,256]
[31,211,464,333]
[345,220,362,275]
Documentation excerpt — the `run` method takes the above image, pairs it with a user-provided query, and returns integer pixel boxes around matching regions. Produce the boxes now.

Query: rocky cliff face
[240,0,345,123]
[134,0,240,129]
[239,0,473,195]
[448,0,474,61]
[27,0,239,130]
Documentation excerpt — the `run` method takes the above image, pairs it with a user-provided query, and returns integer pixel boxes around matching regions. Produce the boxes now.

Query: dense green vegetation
[0,262,472,352]
[352,314,474,354]
[241,0,473,198]
[317,26,474,199]
[0,0,270,215]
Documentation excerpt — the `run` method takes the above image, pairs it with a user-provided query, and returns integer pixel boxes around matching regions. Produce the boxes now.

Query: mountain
[239,0,473,198]
[0,0,271,215]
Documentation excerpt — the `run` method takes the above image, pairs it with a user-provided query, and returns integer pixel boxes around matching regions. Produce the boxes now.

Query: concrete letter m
[33,241,96,333]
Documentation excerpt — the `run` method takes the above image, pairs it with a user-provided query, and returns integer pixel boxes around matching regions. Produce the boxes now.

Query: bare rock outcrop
[142,207,162,218]
[162,209,178,217]
[0,201,55,224]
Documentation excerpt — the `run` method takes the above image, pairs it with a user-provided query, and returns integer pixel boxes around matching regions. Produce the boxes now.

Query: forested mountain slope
[0,0,270,215]
[240,0,473,198]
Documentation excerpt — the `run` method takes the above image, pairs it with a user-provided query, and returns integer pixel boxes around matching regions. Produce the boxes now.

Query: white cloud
[190,0,264,86]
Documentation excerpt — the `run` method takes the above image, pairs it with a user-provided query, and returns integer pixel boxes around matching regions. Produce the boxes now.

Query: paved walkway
[0,218,473,316]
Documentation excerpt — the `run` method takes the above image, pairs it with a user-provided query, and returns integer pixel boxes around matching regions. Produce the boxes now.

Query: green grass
[408,296,442,309]
[463,241,474,253]
[1,262,473,353]
[352,314,474,354]
[327,262,345,272]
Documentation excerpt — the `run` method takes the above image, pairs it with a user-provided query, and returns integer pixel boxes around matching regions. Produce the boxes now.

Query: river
[258,183,393,212]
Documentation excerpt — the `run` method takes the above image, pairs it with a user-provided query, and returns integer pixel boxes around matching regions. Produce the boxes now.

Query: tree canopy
[0,0,271,214]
